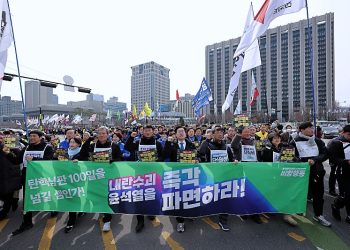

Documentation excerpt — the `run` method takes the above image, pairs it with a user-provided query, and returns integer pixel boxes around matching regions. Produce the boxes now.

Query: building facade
[131,61,170,112]
[0,96,23,116]
[205,13,334,122]
[171,93,196,118]
[104,96,127,115]
[25,80,59,109]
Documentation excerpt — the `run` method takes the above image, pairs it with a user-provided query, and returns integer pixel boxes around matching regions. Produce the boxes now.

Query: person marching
[64,136,85,233]
[290,122,331,227]
[124,124,163,233]
[80,126,122,232]
[199,125,235,232]
[59,128,76,150]
[328,124,350,223]
[4,130,54,235]
[231,126,264,224]
[162,126,197,233]
[261,132,298,226]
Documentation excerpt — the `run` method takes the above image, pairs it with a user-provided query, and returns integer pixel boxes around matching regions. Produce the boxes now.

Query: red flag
[176,89,180,101]
[250,72,260,106]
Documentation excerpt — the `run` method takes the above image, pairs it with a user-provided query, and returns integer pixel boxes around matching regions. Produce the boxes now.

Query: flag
[234,0,306,57]
[132,104,138,119]
[249,72,260,106]
[0,0,13,93]
[139,110,145,120]
[72,115,82,124]
[192,78,212,117]
[116,111,121,120]
[222,3,262,112]
[48,114,58,123]
[16,120,21,126]
[106,109,111,120]
[174,89,180,111]
[144,102,152,117]
[234,100,242,115]
[89,114,97,122]
[197,114,206,124]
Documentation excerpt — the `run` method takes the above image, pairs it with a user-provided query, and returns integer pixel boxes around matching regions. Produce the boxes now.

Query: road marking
[0,219,9,232]
[261,214,270,219]
[293,213,349,250]
[288,232,306,242]
[38,217,56,250]
[99,219,116,250]
[161,231,184,250]
[151,216,161,227]
[201,217,220,230]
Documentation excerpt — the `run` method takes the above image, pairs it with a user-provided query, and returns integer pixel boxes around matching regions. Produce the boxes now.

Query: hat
[343,124,350,133]
[299,122,313,130]
[29,130,44,137]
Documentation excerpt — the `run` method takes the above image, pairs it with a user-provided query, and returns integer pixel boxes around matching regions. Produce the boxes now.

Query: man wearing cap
[199,125,235,231]
[328,124,350,223]
[4,130,54,235]
[125,124,163,233]
[80,126,122,232]
[290,122,331,227]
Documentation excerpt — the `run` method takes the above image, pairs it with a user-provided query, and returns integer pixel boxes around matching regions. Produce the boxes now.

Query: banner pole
[7,0,29,135]
[305,0,317,130]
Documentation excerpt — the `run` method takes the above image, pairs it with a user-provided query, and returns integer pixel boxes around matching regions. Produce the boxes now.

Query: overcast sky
[1,0,348,108]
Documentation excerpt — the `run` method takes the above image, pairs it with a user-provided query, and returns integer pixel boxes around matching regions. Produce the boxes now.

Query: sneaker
[65,225,74,233]
[50,211,58,218]
[78,212,85,217]
[329,191,338,197]
[218,222,230,232]
[283,215,298,226]
[176,223,185,233]
[102,222,111,232]
[135,221,144,233]
[251,214,263,224]
[313,215,331,227]
[331,204,341,221]
[345,216,350,224]
[12,222,34,236]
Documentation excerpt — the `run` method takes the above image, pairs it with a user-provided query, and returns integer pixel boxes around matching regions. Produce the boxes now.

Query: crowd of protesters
[1,120,350,235]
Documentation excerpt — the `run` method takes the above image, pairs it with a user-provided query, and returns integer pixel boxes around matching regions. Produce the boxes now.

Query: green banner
[25,161,310,216]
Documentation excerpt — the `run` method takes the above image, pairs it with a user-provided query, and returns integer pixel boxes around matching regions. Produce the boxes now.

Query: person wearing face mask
[64,137,85,233]
[290,122,331,227]
[80,126,122,232]
[200,125,235,232]
[328,125,350,223]
[4,130,54,235]
[124,124,163,233]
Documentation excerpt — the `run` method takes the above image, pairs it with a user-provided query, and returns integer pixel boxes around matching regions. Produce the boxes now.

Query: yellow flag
[144,102,152,117]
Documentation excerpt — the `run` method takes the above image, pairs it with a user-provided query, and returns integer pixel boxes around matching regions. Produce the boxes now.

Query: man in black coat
[0,134,21,220]
[162,126,197,233]
[125,125,163,233]
[290,122,331,227]
[328,124,350,223]
[5,130,54,235]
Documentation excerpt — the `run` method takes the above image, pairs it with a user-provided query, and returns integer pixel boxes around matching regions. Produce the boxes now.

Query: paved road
[1,160,349,249]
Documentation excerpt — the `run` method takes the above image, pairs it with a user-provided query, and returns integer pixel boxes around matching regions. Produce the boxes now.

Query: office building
[131,61,170,112]
[25,80,59,109]
[205,13,334,122]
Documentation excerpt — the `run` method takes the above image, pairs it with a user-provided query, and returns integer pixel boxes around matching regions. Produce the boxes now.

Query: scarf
[68,147,81,158]
[298,133,316,146]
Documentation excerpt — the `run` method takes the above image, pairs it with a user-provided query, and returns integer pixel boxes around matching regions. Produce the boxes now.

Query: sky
[1,0,349,109]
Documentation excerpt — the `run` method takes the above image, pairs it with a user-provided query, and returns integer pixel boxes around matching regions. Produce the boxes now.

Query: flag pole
[305,0,317,130]
[7,1,29,136]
